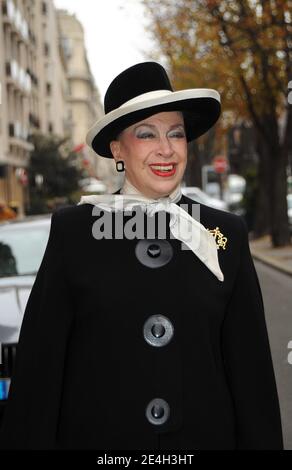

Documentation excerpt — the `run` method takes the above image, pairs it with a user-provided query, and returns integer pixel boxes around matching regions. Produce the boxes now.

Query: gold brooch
[206,226,228,250]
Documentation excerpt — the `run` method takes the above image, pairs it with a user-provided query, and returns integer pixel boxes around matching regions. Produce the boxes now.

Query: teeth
[151,165,174,171]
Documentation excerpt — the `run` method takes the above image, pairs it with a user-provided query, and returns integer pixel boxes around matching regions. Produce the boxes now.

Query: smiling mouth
[149,163,177,177]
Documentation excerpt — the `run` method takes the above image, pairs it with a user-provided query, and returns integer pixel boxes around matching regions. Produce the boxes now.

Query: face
[110,111,187,199]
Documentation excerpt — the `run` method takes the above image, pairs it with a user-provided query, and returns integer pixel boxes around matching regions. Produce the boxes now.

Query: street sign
[213,156,228,174]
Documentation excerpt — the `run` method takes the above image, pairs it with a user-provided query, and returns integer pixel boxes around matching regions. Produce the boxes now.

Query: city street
[0,0,291,452]
[254,260,292,450]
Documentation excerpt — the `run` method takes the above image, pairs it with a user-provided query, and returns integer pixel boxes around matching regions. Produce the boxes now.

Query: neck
[120,176,182,202]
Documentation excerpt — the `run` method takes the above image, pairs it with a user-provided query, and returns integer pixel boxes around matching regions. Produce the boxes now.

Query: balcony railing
[2,0,29,41]
[8,121,29,140]
[6,60,32,93]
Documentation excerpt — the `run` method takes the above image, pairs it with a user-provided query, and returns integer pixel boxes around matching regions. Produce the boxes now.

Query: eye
[168,130,186,138]
[136,131,155,139]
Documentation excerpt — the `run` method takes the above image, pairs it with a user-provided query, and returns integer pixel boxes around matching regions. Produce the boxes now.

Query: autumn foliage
[143,0,292,245]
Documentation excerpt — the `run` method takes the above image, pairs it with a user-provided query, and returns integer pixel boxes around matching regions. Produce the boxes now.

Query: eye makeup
[134,124,156,139]
[167,127,186,138]
[134,123,185,139]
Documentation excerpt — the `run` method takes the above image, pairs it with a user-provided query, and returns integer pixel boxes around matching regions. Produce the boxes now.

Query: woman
[0,62,283,450]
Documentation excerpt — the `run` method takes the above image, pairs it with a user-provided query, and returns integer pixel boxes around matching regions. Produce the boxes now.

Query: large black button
[146,398,170,425]
[143,315,174,347]
[135,239,173,268]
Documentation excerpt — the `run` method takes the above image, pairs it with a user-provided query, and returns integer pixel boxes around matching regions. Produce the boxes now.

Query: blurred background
[0,0,291,241]
[0,0,291,448]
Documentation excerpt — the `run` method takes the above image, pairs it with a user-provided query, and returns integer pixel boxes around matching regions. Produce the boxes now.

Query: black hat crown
[87,61,221,158]
[104,62,173,114]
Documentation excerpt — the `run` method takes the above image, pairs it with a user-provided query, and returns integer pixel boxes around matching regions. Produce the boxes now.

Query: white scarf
[78,178,224,282]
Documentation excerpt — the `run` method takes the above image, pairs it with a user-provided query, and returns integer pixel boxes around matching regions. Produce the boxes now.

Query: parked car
[223,174,246,216]
[182,186,228,211]
[0,214,51,411]
[288,194,292,233]
[79,177,106,194]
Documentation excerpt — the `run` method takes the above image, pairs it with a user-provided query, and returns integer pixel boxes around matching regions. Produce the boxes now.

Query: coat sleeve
[221,216,284,449]
[0,210,74,449]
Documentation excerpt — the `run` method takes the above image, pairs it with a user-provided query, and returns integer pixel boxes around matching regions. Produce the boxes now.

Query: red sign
[213,156,227,174]
[73,143,86,153]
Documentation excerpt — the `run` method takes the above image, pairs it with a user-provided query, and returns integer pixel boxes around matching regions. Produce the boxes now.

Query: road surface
[254,259,292,450]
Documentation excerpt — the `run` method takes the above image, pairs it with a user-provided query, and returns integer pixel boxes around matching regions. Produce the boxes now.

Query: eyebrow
[134,123,185,131]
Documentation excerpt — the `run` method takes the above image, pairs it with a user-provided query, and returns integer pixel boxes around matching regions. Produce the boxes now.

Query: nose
[156,135,174,158]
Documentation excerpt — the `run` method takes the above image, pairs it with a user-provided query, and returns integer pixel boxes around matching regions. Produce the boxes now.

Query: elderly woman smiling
[109,111,188,200]
[0,62,283,451]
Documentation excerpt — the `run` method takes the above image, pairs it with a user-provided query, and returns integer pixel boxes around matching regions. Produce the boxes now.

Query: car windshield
[0,225,49,278]
[288,195,292,210]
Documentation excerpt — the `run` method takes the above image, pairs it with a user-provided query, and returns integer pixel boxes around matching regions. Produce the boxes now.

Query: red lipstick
[149,163,177,177]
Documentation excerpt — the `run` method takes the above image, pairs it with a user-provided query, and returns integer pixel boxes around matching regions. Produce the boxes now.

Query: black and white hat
[86,61,221,158]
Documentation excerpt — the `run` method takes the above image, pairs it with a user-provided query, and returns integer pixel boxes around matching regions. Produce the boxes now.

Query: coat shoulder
[50,203,95,240]
[53,203,93,222]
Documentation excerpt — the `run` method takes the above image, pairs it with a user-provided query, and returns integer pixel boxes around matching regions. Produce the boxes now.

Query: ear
[110,140,120,160]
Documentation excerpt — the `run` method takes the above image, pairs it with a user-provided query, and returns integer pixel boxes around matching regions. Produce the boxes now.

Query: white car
[223,174,246,214]
[182,186,228,211]
[79,177,106,193]
[0,215,51,402]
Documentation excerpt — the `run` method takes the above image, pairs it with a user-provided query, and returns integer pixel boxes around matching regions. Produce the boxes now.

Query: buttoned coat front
[0,192,283,450]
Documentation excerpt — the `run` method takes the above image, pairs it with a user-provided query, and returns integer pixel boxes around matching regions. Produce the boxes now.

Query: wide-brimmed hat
[86,61,221,158]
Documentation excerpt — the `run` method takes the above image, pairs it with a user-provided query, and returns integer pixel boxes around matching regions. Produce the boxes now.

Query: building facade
[0,0,34,214]
[57,9,120,193]
[0,0,69,215]
[0,1,119,215]
[34,0,69,138]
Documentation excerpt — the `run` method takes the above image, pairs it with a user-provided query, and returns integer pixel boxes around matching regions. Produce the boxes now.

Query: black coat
[0,192,283,450]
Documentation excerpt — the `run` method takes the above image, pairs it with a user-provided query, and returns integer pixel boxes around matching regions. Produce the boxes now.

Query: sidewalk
[249,235,292,277]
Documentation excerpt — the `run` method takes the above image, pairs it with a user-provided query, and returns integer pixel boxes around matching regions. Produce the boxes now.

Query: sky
[54,0,156,102]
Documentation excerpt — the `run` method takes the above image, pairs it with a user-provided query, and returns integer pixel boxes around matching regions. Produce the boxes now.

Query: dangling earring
[116,160,125,172]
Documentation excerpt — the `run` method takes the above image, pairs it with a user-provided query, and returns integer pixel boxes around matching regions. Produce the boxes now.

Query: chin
[155,179,179,189]
[148,181,179,198]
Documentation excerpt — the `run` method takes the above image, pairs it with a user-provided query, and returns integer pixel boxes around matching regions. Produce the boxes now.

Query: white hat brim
[86,88,221,157]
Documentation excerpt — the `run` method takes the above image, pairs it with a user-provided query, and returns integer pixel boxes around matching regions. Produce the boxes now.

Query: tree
[27,133,83,214]
[143,0,292,246]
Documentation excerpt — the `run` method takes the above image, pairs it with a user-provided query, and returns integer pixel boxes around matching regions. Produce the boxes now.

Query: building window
[44,42,50,56]
[5,62,11,77]
[42,2,47,15]
[2,2,7,15]
[0,165,8,178]
[60,36,72,60]
[8,123,14,137]
[46,82,51,95]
